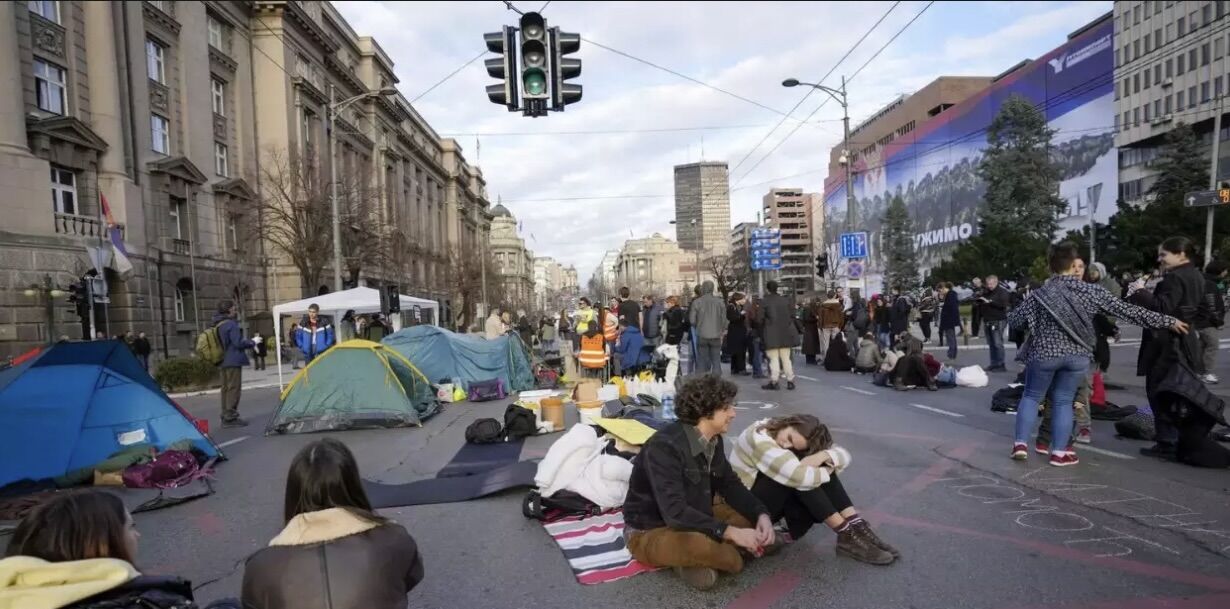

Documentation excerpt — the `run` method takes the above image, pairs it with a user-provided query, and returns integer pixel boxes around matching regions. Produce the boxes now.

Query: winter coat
[642,303,665,339]
[726,303,748,352]
[800,305,821,356]
[664,305,687,345]
[819,299,845,329]
[1130,263,1206,379]
[823,333,855,371]
[855,338,883,370]
[761,292,798,349]
[132,337,152,356]
[0,555,201,609]
[614,326,650,369]
[980,286,1011,322]
[242,508,423,609]
[1197,273,1227,329]
[917,295,937,316]
[688,282,727,341]
[294,316,334,360]
[534,423,634,508]
[213,312,253,368]
[732,420,851,490]
[847,298,870,332]
[890,295,912,335]
[484,313,505,339]
[939,290,961,331]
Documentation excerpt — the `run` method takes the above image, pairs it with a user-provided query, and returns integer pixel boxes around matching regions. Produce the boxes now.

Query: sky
[333,0,1113,284]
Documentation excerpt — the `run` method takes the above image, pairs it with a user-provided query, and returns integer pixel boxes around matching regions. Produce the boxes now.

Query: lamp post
[783,77,851,232]
[669,218,701,287]
[22,274,65,345]
[328,84,398,292]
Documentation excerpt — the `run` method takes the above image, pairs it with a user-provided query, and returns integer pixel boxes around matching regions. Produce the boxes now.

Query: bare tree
[447,244,506,331]
[707,254,751,303]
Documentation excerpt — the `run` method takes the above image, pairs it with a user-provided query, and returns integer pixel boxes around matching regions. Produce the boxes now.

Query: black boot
[836,524,894,565]
[853,520,900,558]
[762,381,780,390]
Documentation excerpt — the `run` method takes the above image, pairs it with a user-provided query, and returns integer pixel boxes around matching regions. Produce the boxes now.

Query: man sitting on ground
[623,374,778,590]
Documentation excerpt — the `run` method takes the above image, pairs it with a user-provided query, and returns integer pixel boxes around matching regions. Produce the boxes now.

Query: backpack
[465,418,505,444]
[534,365,560,389]
[468,378,506,402]
[852,302,870,331]
[503,404,538,440]
[991,385,1023,413]
[195,321,226,365]
[522,488,603,521]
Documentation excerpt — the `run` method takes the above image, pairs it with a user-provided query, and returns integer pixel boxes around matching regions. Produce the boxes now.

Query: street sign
[1184,189,1230,207]
[840,232,869,258]
[750,227,782,271]
[848,260,864,279]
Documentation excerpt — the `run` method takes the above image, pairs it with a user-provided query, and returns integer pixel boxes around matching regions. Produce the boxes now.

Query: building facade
[1114,0,1230,202]
[762,189,817,294]
[614,233,689,299]
[673,161,731,257]
[533,255,565,312]
[588,249,620,299]
[489,203,534,313]
[0,0,490,360]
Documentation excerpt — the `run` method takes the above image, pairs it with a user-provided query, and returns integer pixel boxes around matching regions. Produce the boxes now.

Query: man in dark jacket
[624,374,775,590]
[969,277,984,337]
[1197,262,1227,384]
[845,290,869,358]
[980,275,1012,372]
[889,288,912,337]
[215,300,253,428]
[760,281,798,391]
[133,331,152,371]
[939,283,961,362]
[642,294,664,347]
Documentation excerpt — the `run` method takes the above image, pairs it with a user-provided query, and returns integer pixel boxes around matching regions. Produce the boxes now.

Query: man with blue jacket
[214,300,254,428]
[295,303,335,364]
[614,320,650,376]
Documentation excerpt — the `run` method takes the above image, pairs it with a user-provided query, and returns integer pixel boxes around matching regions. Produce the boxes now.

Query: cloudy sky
[333,0,1112,283]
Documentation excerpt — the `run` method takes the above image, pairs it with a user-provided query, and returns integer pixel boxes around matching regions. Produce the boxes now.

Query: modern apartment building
[673,161,731,257]
[762,189,817,294]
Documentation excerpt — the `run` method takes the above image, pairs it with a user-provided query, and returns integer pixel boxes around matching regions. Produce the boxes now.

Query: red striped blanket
[542,508,659,585]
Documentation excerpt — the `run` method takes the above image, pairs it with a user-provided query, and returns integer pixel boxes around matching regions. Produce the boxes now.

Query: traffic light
[386,284,401,314]
[549,27,582,110]
[67,279,88,319]
[484,26,518,110]
[816,253,829,277]
[519,12,549,117]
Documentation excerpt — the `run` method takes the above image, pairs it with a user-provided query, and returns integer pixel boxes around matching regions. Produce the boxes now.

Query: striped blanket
[542,509,659,585]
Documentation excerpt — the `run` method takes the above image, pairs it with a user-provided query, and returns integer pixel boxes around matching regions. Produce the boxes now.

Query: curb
[168,381,282,399]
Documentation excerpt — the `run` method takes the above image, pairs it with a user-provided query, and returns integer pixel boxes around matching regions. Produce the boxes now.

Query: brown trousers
[626,503,753,574]
[220,367,242,422]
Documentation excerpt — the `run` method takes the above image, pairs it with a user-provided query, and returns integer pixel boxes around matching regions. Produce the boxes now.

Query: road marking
[795,374,819,381]
[841,385,876,395]
[217,435,250,448]
[909,403,965,418]
[1078,445,1136,460]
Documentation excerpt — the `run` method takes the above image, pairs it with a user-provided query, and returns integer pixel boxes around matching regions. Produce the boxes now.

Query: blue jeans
[984,320,1005,368]
[942,327,958,360]
[877,329,893,349]
[750,336,764,377]
[1014,355,1090,451]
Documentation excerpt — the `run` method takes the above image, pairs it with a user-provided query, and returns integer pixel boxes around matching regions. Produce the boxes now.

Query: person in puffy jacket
[242,438,423,609]
[854,333,882,374]
[2,490,235,609]
[295,303,335,364]
[613,321,650,375]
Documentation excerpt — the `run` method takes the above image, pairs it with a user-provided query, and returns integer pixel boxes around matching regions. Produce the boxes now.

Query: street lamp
[669,218,701,287]
[23,274,65,344]
[328,84,398,292]
[783,77,853,233]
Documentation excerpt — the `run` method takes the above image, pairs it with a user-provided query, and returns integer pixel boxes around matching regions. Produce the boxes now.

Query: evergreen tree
[882,196,920,291]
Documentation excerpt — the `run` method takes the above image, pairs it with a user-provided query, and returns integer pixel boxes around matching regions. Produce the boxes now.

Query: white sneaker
[1204,374,1220,384]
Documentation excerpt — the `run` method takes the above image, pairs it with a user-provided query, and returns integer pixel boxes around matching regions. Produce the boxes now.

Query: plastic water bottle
[661,394,676,421]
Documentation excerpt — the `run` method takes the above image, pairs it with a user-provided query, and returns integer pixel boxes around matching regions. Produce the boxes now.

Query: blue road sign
[840,232,869,259]
[749,227,782,271]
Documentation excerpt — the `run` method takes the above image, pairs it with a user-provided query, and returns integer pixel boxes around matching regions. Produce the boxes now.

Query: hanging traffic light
[483,26,518,110]
[519,12,549,117]
[816,253,829,277]
[549,28,582,110]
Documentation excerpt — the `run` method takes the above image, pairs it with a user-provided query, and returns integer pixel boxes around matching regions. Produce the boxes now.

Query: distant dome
[491,204,512,217]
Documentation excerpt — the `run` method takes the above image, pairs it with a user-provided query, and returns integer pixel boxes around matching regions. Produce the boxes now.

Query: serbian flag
[100,193,133,277]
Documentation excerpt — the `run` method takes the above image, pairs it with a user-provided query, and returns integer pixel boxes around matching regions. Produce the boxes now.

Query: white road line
[909,403,965,418]
[795,374,819,382]
[217,435,250,449]
[1078,445,1136,460]
[841,385,876,396]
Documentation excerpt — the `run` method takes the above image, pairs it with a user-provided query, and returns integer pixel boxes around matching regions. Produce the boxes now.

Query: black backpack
[465,418,505,444]
[991,386,1023,413]
[522,488,602,521]
[503,404,538,440]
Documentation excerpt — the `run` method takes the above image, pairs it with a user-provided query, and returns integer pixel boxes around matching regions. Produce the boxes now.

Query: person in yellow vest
[602,304,620,345]
[572,298,596,351]
[577,322,609,378]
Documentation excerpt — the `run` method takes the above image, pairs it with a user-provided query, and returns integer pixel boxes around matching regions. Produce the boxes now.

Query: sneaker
[786,381,796,391]
[1011,443,1028,460]
[1049,451,1080,467]
[1204,373,1220,384]
[1034,439,1050,455]
[222,417,249,428]
[673,566,718,591]
[761,382,780,391]
[836,525,895,565]
[1075,427,1092,444]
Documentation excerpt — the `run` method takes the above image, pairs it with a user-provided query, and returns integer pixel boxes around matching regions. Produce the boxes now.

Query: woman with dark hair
[726,292,749,375]
[2,490,224,609]
[938,283,961,362]
[731,414,896,565]
[1129,237,1230,467]
[242,438,424,609]
[1010,242,1185,467]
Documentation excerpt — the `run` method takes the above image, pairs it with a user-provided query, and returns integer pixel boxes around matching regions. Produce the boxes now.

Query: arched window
[174,278,194,322]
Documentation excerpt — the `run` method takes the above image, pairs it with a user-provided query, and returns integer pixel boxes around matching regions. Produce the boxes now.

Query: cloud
[333,0,1113,283]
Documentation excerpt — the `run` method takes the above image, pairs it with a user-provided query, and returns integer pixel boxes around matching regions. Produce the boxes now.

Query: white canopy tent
[272,287,439,390]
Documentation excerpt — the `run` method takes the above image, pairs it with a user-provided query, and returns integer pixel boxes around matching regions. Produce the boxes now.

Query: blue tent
[0,340,221,488]
[382,326,534,392]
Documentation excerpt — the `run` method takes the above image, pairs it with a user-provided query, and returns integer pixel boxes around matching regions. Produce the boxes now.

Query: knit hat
[217,299,235,313]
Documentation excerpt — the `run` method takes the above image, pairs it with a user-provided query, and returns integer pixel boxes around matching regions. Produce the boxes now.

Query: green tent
[267,340,439,435]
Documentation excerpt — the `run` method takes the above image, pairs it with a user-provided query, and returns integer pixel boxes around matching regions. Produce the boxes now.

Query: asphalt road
[132,347,1230,609]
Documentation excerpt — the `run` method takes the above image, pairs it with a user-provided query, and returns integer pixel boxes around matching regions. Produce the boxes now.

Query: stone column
[0,1,30,153]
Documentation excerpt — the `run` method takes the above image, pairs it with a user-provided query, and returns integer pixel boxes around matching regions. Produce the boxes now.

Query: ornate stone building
[488,203,534,313]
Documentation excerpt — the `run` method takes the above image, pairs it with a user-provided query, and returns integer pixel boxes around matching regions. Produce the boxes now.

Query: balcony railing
[172,239,192,255]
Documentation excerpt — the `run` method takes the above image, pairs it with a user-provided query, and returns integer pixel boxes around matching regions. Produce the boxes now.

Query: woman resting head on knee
[242,438,423,609]
[732,415,899,565]
[2,489,214,609]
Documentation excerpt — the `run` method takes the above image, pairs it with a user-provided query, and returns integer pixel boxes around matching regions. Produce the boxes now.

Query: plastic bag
[955,365,989,388]
[452,386,467,402]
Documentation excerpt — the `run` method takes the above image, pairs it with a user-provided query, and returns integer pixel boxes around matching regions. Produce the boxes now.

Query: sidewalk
[167,362,299,399]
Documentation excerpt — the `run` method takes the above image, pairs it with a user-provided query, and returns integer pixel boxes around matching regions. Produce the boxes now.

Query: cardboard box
[574,379,601,403]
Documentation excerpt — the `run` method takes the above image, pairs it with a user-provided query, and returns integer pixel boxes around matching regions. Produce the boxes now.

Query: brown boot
[673,566,718,590]
[853,520,900,558]
[836,524,895,565]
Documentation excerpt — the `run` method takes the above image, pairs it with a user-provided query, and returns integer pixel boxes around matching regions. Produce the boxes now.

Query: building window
[173,287,185,322]
[50,166,75,214]
[225,214,238,251]
[1133,107,1141,125]
[146,39,165,84]
[1166,58,1173,78]
[1154,64,1161,84]
[207,16,223,50]
[1144,33,1152,54]
[1190,11,1199,33]
[1177,89,1186,108]
[1203,3,1212,24]
[214,142,228,177]
[1154,99,1161,117]
[169,197,185,240]
[1134,73,1141,93]
[1178,53,1186,74]
[301,108,316,151]
[1166,22,1174,43]
[1133,5,1140,24]
[1190,49,1198,72]
[151,114,169,153]
[28,1,58,23]
[34,59,66,115]
[1219,77,1225,99]
[1203,81,1211,103]
[211,78,225,116]
[1144,103,1151,121]
[1134,39,1141,58]
[1203,43,1211,66]
[1218,38,1225,60]
[1178,17,1186,36]
[1189,85,1198,108]
[1144,69,1151,89]
[1122,110,1130,130]
[1155,28,1162,48]
[1165,94,1172,114]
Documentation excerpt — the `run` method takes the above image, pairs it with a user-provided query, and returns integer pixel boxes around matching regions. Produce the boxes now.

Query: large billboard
[823,16,1114,283]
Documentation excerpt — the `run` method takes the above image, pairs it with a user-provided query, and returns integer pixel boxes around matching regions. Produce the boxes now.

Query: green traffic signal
[523,68,546,96]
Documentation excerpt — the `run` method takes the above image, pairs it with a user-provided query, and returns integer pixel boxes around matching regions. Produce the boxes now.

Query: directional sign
[749,227,782,271]
[840,232,869,259]
[1185,189,1230,207]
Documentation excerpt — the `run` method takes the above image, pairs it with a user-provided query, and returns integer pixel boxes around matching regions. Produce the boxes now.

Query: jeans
[766,347,794,383]
[877,329,893,350]
[1198,326,1219,375]
[749,336,764,377]
[1014,355,1090,451]
[942,327,958,360]
[1038,372,1093,446]
[750,473,854,540]
[695,337,723,376]
[984,320,1005,369]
